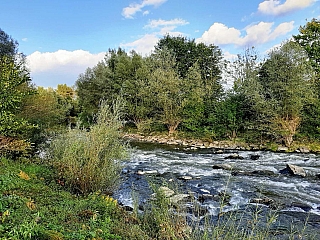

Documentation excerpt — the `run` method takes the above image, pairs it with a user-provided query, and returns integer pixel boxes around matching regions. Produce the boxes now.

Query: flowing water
[113,142,320,233]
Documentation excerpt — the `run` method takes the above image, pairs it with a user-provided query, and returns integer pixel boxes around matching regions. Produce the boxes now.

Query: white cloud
[196,21,294,46]
[22,38,28,42]
[145,18,189,29]
[26,50,105,87]
[122,0,167,19]
[121,34,159,55]
[258,0,315,16]
[121,18,189,55]
[223,51,238,61]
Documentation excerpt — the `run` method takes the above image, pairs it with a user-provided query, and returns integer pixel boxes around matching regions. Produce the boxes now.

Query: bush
[49,99,128,195]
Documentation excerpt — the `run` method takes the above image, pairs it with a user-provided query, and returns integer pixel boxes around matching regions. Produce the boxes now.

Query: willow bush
[49,99,128,195]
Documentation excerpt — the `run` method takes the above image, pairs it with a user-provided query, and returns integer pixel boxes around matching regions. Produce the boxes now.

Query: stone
[212,164,232,170]
[178,176,193,181]
[198,194,214,202]
[250,154,261,160]
[280,164,306,177]
[170,194,191,204]
[298,147,310,153]
[250,197,274,206]
[136,170,158,175]
[159,186,175,197]
[251,170,275,176]
[291,202,312,212]
[224,153,244,159]
[277,146,288,152]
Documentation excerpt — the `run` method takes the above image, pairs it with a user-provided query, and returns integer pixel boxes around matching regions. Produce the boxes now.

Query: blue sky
[1,0,319,87]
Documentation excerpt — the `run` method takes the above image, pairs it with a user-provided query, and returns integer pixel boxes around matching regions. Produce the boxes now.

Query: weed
[48,99,128,195]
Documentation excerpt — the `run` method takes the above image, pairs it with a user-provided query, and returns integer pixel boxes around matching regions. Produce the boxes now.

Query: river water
[113,142,320,234]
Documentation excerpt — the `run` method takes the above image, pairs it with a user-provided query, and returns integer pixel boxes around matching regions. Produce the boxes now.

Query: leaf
[18,170,30,180]
[26,200,36,210]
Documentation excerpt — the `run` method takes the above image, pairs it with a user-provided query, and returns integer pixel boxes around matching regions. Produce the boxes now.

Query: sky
[1,0,319,88]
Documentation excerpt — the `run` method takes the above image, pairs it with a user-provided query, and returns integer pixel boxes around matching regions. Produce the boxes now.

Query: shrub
[49,99,128,195]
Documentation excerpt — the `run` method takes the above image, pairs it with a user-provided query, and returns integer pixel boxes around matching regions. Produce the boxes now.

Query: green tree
[293,18,320,83]
[258,41,316,146]
[121,51,155,131]
[0,56,34,138]
[148,48,183,135]
[0,28,18,57]
[76,48,135,126]
[155,35,224,124]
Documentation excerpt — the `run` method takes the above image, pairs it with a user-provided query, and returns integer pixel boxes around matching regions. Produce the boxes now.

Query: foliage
[293,18,320,82]
[148,48,185,135]
[156,35,224,125]
[258,41,316,146]
[49,99,128,195]
[0,28,19,58]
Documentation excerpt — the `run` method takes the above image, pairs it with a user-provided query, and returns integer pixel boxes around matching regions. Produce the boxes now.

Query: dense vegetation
[75,19,320,147]
[0,19,319,239]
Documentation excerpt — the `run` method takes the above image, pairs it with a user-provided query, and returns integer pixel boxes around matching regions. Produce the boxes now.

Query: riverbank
[123,132,320,153]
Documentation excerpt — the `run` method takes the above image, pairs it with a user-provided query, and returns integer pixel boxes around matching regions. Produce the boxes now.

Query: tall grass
[48,99,128,195]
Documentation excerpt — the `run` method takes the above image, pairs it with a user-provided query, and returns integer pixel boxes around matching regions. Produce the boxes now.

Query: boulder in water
[178,175,193,181]
[250,154,261,160]
[291,202,312,212]
[250,197,274,206]
[280,164,306,177]
[224,153,244,159]
[212,163,232,170]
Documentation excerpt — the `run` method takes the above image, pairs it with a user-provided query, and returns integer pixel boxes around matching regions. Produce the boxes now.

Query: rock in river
[212,163,232,170]
[280,164,306,177]
[224,153,244,160]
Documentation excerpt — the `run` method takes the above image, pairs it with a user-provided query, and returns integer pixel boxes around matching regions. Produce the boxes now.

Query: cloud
[121,18,189,55]
[196,21,294,46]
[223,51,238,61]
[258,0,315,16]
[122,0,167,19]
[121,34,159,55]
[22,38,28,42]
[26,50,105,87]
[145,18,189,28]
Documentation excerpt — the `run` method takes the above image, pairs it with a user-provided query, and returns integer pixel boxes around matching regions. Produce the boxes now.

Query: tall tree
[0,56,34,139]
[0,28,18,57]
[258,41,316,146]
[293,18,320,83]
[155,35,224,123]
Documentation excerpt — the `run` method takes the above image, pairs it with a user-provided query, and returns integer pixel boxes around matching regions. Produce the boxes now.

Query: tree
[121,51,155,131]
[293,19,320,82]
[0,28,18,57]
[258,41,316,146]
[0,56,34,138]
[155,35,224,124]
[148,48,183,135]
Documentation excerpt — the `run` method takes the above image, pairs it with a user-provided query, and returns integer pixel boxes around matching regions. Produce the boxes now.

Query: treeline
[1,18,319,158]
[76,19,320,147]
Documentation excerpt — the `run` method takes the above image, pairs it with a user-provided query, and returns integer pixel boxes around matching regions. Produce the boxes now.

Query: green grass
[0,157,143,240]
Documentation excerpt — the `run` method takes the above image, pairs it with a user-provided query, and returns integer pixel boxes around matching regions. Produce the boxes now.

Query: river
[113,142,320,235]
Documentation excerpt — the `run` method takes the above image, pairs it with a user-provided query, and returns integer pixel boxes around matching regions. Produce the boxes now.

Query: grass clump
[48,99,128,195]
